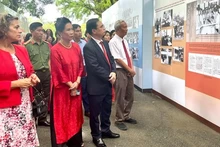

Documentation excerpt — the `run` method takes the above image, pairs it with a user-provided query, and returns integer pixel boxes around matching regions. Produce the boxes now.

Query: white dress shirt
[91,37,104,52]
[109,34,131,68]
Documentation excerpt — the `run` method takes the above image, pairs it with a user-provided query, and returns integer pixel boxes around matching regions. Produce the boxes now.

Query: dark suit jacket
[83,38,116,95]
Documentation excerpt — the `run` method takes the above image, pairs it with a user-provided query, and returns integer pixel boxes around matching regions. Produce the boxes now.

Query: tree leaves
[0,0,54,17]
[55,0,118,19]
[0,0,118,19]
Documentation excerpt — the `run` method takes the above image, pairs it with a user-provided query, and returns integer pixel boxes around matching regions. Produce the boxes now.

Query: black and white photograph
[126,32,139,44]
[161,29,172,46]
[162,9,173,27]
[155,17,161,37]
[126,33,133,44]
[173,47,184,62]
[173,14,184,39]
[161,48,172,65]
[133,15,139,29]
[133,32,139,44]
[154,40,161,58]
[196,0,220,34]
[130,47,139,60]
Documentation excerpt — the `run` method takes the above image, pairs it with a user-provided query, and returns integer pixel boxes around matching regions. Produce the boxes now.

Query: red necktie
[100,42,110,66]
[122,40,132,68]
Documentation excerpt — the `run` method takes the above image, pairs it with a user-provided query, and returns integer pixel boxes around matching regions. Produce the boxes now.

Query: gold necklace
[59,41,72,49]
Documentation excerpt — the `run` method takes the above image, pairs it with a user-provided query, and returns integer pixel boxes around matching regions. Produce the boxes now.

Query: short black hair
[84,30,88,37]
[110,30,115,36]
[86,18,99,35]
[55,17,71,33]
[72,24,81,30]
[24,33,32,42]
[42,29,46,33]
[105,30,110,35]
[29,22,43,31]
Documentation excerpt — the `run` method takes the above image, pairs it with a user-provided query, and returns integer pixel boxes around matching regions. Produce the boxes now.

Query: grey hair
[114,20,125,31]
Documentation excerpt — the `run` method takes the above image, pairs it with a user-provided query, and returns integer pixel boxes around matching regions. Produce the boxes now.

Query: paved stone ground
[37,89,220,147]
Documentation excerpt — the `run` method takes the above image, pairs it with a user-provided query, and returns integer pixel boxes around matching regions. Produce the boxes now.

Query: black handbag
[32,87,48,118]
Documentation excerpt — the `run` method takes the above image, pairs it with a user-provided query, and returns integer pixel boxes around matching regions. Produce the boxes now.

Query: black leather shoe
[102,131,120,138]
[38,120,50,126]
[92,138,106,147]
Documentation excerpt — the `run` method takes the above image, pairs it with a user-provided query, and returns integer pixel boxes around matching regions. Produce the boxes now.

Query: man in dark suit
[83,18,120,147]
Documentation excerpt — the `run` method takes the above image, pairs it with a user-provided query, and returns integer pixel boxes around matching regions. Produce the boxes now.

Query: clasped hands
[69,81,79,96]
[109,72,116,85]
[18,74,40,88]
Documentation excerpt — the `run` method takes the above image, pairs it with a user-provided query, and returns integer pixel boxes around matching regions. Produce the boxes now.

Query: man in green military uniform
[25,22,50,126]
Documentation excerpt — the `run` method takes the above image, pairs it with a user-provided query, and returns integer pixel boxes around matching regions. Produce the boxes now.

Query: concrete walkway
[37,89,220,147]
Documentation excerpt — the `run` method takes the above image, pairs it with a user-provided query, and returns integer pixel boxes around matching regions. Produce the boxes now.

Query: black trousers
[50,90,82,147]
[88,93,112,139]
[81,76,89,113]
[34,69,50,122]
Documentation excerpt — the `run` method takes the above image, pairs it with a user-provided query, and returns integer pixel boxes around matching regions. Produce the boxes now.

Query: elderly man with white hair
[109,20,137,131]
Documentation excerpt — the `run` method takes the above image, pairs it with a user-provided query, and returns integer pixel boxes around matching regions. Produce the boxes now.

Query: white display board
[102,0,144,88]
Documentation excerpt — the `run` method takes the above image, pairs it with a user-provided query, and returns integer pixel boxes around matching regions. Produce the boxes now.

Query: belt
[116,68,125,70]
[116,68,127,73]
[35,68,49,72]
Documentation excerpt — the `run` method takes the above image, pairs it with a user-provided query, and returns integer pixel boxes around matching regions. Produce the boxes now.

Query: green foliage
[55,0,118,19]
[0,0,54,17]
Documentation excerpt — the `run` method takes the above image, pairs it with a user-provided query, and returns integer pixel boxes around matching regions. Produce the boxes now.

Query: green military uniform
[25,38,51,124]
[25,39,50,71]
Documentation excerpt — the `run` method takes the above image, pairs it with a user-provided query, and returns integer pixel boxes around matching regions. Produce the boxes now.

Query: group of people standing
[0,13,136,147]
